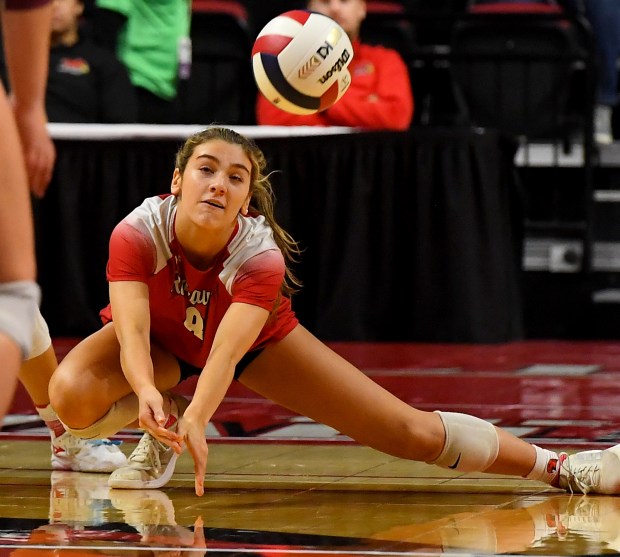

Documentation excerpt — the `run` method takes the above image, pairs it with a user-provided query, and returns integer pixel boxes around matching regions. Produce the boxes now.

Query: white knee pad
[27,305,52,359]
[0,280,41,358]
[431,411,500,472]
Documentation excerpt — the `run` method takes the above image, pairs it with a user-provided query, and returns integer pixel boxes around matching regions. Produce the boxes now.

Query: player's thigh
[0,84,34,282]
[50,323,181,409]
[239,325,441,459]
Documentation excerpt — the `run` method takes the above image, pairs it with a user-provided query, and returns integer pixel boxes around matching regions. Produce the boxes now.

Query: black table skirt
[35,127,523,343]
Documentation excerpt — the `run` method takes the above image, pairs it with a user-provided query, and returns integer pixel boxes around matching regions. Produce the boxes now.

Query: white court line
[0,546,476,556]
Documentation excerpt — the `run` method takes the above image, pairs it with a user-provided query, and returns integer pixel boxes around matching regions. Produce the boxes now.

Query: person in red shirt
[256,0,414,130]
[50,126,620,498]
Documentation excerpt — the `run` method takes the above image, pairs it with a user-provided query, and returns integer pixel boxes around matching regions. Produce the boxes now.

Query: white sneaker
[558,445,620,494]
[595,104,613,145]
[52,432,128,473]
[107,394,187,490]
[107,432,178,489]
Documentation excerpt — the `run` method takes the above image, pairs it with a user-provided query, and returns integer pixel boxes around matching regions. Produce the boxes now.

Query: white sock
[35,403,65,439]
[525,445,561,484]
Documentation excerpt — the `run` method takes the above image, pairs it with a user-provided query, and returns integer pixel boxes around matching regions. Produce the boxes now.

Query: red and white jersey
[100,194,298,368]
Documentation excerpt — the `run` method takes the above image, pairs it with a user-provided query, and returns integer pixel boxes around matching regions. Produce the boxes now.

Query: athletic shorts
[177,349,263,382]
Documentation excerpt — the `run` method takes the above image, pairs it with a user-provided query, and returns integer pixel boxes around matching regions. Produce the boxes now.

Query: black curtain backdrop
[35,128,523,343]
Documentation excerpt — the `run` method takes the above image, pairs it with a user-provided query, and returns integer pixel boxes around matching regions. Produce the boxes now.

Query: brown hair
[175,127,301,296]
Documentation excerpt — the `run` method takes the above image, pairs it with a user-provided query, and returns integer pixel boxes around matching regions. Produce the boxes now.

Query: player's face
[172,139,252,229]
[307,0,366,40]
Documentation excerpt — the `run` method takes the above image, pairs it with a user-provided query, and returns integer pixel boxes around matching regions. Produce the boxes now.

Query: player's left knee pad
[0,280,41,358]
[430,411,499,472]
[27,305,52,360]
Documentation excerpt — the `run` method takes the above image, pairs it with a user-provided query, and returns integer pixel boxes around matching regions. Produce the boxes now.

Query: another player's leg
[240,325,620,496]
[0,333,22,419]
[0,83,38,420]
[20,311,127,472]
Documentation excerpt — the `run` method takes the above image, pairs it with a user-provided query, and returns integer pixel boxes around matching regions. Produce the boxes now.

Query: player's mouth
[202,199,225,209]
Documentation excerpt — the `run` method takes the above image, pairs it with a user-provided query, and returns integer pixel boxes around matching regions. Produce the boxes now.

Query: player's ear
[359,0,367,20]
[241,193,251,216]
[171,168,182,196]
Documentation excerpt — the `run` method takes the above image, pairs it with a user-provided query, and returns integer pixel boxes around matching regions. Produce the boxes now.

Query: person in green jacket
[93,0,191,123]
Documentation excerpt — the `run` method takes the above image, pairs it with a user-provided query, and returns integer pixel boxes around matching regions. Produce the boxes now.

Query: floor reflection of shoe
[108,433,178,489]
[52,432,128,473]
[109,489,194,546]
[49,470,113,526]
[109,488,176,528]
[558,445,620,494]
[561,496,620,551]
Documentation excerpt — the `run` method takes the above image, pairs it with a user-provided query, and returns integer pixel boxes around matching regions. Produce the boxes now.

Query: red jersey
[256,40,414,130]
[100,194,299,368]
[5,0,51,8]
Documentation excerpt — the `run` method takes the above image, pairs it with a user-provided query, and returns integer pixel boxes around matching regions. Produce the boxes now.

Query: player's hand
[13,103,55,198]
[136,385,164,432]
[177,412,209,496]
[136,387,182,452]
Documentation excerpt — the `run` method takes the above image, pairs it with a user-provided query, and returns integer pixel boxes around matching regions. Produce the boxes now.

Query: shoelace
[562,457,601,495]
[128,433,170,472]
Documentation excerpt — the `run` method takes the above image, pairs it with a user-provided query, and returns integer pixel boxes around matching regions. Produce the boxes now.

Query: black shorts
[177,349,263,382]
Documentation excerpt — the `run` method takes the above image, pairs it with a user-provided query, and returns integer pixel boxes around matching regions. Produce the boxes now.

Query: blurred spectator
[256,0,414,130]
[470,0,619,144]
[46,0,137,123]
[582,0,620,144]
[92,0,191,124]
[471,0,558,5]
[0,0,137,123]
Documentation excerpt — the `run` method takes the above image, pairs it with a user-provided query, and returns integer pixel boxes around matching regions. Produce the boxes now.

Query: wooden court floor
[3,340,620,557]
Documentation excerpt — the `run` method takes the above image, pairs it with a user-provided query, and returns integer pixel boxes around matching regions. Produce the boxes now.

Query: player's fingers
[193,516,206,548]
[154,425,183,452]
[195,468,205,496]
[186,438,208,496]
[25,148,54,198]
[24,152,43,195]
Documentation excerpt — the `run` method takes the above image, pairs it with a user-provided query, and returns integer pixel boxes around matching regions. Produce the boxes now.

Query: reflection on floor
[2,340,620,556]
[1,445,620,557]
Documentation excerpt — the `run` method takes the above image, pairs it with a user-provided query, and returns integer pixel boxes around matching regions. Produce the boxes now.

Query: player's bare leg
[0,84,38,420]
[241,325,620,495]
[50,323,186,484]
[22,342,127,472]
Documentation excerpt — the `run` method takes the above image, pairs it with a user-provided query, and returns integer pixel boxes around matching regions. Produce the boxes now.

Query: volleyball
[252,10,354,115]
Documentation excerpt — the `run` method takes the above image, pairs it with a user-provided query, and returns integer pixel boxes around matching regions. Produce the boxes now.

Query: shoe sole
[108,453,179,490]
[52,456,129,473]
[52,463,123,473]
